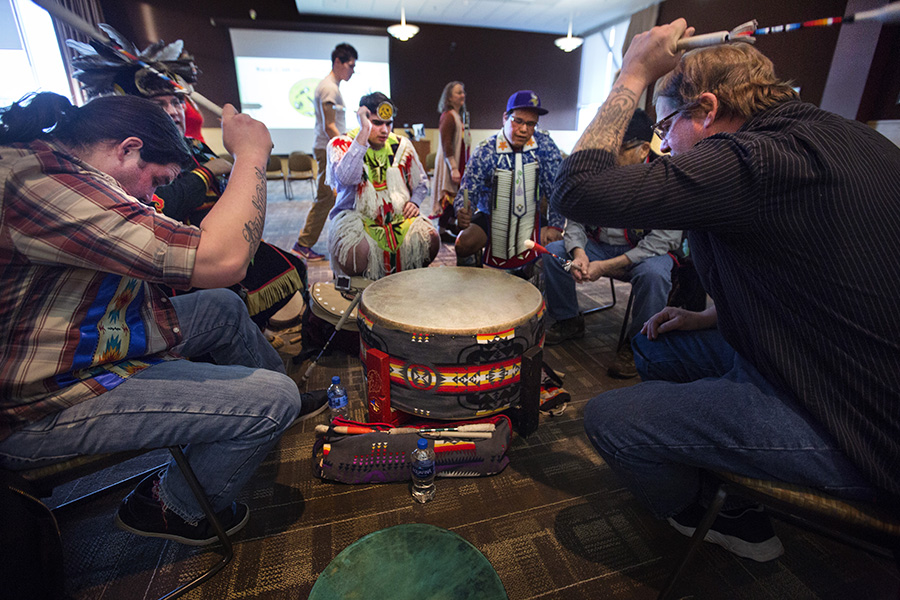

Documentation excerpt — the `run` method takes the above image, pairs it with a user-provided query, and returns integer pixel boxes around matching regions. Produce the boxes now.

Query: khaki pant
[296,147,335,247]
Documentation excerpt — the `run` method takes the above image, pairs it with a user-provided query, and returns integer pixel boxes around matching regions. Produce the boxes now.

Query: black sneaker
[545,315,585,346]
[115,471,250,546]
[297,388,329,421]
[667,503,785,562]
[607,346,638,379]
[439,228,457,244]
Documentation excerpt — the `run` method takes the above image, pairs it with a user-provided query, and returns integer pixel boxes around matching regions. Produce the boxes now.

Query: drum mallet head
[524,239,576,272]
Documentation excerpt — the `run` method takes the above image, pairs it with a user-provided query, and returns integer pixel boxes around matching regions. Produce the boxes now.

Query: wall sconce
[387,7,419,41]
[554,19,583,52]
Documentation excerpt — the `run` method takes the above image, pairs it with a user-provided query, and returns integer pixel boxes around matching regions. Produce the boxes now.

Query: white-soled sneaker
[668,503,785,562]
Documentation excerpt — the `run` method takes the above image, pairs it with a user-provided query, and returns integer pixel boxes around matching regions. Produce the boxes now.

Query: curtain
[622,3,661,56]
[622,3,661,110]
[44,0,105,104]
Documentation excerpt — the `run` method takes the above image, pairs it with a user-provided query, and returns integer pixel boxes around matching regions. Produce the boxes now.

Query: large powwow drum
[358,267,544,420]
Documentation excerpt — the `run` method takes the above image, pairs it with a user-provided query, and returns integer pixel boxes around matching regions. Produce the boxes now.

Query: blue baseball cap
[505,90,548,115]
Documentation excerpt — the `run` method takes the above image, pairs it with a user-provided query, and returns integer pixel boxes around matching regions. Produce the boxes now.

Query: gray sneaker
[545,315,585,345]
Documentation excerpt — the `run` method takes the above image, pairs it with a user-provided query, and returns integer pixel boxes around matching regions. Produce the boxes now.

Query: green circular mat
[309,523,508,600]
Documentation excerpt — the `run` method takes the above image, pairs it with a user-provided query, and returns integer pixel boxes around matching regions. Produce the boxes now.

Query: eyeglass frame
[652,101,700,140]
[509,115,539,129]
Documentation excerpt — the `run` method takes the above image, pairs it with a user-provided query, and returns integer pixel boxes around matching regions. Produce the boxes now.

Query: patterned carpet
[49,180,899,599]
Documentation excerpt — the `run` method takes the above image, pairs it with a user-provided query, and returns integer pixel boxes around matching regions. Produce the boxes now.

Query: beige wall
[206,124,586,164]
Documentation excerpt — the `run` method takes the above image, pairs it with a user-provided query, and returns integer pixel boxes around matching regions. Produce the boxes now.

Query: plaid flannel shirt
[0,140,200,440]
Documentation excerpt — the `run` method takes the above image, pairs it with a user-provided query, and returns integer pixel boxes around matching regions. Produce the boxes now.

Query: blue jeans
[542,239,673,340]
[0,289,303,522]
[583,328,876,519]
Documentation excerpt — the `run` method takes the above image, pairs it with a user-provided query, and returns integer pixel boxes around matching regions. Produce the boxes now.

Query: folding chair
[658,471,900,600]
[1,446,234,600]
[287,151,316,198]
[266,155,290,199]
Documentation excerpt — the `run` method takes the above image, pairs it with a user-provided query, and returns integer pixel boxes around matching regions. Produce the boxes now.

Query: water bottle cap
[417,438,428,449]
[332,375,340,384]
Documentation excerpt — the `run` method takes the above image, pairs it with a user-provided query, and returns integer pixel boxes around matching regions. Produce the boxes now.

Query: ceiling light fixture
[387,7,419,41]
[554,19,583,52]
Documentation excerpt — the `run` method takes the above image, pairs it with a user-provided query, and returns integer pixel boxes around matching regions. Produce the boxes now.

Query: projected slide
[235,56,390,130]
[229,29,391,150]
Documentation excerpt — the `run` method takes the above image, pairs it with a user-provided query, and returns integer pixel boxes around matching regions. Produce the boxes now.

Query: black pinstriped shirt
[553,101,900,505]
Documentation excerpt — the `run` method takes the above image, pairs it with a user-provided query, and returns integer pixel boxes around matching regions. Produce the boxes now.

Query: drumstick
[420,431,493,439]
[315,424,377,435]
[190,91,224,118]
[675,20,757,50]
[676,4,900,51]
[418,424,495,433]
[32,0,110,42]
[388,423,494,433]
[315,424,494,438]
[463,188,470,212]
[298,289,363,387]
[523,239,579,273]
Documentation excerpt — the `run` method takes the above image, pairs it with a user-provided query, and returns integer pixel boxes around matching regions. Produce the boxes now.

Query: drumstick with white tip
[676,3,900,51]
[419,431,493,439]
[418,424,495,433]
[523,239,581,274]
[676,20,758,50]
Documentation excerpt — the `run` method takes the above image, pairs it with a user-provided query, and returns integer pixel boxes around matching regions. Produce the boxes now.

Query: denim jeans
[583,328,876,519]
[0,289,303,521]
[542,239,673,340]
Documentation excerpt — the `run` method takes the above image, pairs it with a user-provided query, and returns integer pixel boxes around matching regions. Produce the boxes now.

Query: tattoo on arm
[573,85,639,153]
[242,166,266,258]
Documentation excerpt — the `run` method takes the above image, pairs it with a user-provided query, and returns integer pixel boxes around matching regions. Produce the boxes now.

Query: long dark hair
[0,92,191,167]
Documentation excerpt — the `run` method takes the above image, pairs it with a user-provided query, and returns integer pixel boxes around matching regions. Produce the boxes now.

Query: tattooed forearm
[572,85,639,153]
[242,166,267,258]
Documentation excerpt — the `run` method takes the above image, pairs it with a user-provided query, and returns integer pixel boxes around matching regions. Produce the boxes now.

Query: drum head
[310,281,360,331]
[309,524,507,600]
[360,267,543,335]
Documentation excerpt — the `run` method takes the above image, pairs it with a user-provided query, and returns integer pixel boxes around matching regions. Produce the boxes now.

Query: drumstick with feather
[523,239,583,274]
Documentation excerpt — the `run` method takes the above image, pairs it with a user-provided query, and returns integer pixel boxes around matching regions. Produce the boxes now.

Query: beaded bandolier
[485,136,541,269]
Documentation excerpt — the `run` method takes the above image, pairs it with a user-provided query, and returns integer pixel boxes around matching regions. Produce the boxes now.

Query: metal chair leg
[160,446,234,600]
[582,277,618,315]
[615,289,636,351]
[658,486,728,600]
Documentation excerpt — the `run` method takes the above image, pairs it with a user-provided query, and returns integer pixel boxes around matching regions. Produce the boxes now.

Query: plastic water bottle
[327,375,349,420]
[410,438,436,503]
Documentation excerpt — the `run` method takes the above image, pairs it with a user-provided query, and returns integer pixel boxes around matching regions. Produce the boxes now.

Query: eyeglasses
[510,116,538,129]
[652,102,699,140]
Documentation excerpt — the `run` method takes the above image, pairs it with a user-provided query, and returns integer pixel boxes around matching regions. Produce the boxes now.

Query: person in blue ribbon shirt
[454,90,564,270]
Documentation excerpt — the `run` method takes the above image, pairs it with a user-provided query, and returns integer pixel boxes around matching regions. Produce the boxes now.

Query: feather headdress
[67,24,200,100]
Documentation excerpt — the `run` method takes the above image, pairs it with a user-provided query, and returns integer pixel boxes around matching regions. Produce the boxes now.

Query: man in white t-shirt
[292,43,357,261]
